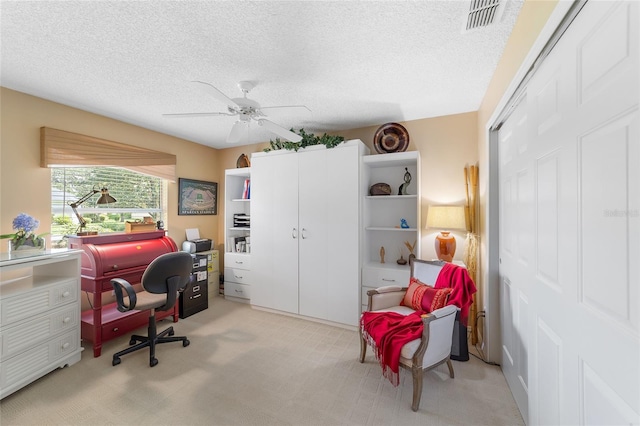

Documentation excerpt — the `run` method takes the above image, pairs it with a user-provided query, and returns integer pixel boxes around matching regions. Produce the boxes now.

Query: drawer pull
[113,327,119,332]
[62,342,70,349]
[234,275,243,279]
[235,260,244,264]
[63,317,71,324]
[192,294,202,299]
[382,278,396,282]
[193,286,200,292]
[235,289,243,294]
[62,291,70,298]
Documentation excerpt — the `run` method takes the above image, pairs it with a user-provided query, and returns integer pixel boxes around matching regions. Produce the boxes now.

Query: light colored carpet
[0,296,524,426]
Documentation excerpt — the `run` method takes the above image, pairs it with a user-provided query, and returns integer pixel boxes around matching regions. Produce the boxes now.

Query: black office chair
[111,251,193,367]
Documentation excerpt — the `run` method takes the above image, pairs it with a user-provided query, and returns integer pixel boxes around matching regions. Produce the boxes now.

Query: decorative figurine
[380,246,385,263]
[400,218,409,228]
[398,167,412,195]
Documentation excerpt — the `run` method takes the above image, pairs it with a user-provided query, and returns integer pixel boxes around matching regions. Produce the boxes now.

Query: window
[51,167,166,247]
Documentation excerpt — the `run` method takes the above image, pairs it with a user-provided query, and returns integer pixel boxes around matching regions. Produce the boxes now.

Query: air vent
[463,0,506,32]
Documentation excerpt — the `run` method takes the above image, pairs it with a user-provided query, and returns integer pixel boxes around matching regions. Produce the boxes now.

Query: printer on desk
[182,238,213,253]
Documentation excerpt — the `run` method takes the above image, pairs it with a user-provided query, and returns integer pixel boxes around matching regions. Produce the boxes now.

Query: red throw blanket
[360,310,424,386]
[434,263,477,326]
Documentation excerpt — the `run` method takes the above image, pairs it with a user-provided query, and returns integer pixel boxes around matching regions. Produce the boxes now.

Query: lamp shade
[96,187,117,204]
[426,205,466,230]
[426,205,466,262]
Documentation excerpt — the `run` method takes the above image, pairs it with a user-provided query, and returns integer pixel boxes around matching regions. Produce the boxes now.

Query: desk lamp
[426,205,466,262]
[69,187,117,236]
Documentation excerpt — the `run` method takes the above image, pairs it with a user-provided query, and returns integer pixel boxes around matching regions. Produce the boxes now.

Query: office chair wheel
[168,329,175,336]
[112,357,121,366]
[129,338,137,345]
[183,339,190,347]
[150,357,158,367]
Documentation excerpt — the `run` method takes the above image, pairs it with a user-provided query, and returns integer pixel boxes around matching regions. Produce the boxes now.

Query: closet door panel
[298,149,329,320]
[251,153,299,314]
[326,144,360,326]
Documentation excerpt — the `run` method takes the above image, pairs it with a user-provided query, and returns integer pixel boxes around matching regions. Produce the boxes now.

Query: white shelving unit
[361,151,420,311]
[224,167,251,302]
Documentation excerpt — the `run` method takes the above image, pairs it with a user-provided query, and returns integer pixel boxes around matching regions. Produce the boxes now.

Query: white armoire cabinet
[251,140,368,326]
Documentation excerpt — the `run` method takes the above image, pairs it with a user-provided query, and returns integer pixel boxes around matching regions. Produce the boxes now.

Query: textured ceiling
[1,0,524,149]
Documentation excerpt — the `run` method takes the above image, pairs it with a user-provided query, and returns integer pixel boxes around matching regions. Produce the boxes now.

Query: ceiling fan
[163,81,309,144]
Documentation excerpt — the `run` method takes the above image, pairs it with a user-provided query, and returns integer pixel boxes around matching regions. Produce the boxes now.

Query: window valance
[40,127,177,182]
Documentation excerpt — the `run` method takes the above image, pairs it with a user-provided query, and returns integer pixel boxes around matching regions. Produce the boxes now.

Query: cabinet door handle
[301,228,307,239]
[292,228,297,239]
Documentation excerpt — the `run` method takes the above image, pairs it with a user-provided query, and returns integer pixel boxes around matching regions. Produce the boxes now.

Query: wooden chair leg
[411,367,423,411]
[446,359,455,378]
[359,329,367,363]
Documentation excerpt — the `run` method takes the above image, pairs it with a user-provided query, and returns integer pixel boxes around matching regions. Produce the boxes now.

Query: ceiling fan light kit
[163,80,308,144]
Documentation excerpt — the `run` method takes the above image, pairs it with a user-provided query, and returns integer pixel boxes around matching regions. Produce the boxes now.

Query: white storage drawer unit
[0,250,83,399]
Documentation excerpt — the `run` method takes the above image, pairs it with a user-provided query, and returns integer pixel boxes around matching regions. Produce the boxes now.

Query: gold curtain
[40,127,177,182]
[463,165,480,345]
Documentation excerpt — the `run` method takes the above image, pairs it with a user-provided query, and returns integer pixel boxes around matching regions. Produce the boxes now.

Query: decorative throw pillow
[401,277,452,312]
[401,277,430,310]
[420,286,452,312]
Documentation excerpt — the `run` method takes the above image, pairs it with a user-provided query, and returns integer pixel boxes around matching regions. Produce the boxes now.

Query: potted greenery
[1,213,48,252]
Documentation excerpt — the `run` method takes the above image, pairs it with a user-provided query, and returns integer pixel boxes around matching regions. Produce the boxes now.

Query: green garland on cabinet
[263,128,345,152]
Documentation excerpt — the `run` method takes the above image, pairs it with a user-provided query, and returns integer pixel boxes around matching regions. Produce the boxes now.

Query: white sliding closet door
[498,1,639,424]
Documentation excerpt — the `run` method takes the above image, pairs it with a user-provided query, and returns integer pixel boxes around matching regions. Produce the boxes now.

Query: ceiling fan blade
[162,112,232,118]
[192,81,241,109]
[258,119,302,142]
[260,105,311,112]
[227,120,248,144]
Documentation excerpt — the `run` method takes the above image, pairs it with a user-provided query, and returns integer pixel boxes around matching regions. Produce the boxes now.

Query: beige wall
[0,87,222,252]
[341,112,478,261]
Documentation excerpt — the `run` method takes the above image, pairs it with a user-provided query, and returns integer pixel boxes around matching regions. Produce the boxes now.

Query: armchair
[110,251,193,367]
[359,259,458,411]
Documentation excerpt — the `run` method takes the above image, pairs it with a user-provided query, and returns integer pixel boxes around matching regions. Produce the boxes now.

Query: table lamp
[69,187,117,236]
[426,205,466,262]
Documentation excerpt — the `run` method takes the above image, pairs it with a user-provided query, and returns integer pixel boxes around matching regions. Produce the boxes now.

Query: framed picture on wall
[178,178,218,215]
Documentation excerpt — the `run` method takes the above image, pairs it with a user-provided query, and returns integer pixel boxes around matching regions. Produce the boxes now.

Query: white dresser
[0,250,83,399]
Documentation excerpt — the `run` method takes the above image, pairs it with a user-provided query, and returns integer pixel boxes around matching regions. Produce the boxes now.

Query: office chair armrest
[111,278,137,313]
